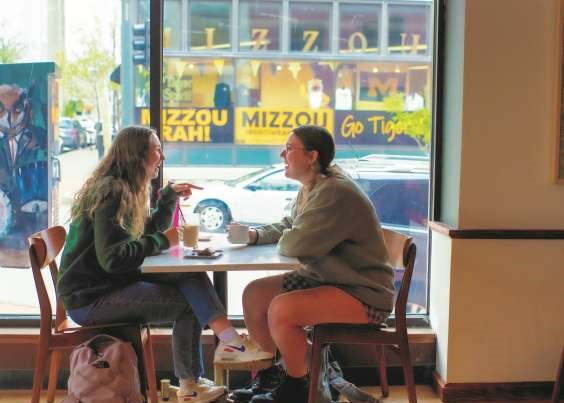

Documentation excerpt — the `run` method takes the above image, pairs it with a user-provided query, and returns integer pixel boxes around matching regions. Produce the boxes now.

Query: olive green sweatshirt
[57,184,177,310]
[255,166,395,311]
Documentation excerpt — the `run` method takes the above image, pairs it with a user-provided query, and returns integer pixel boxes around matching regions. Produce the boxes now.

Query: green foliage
[63,100,77,118]
[0,38,24,64]
[62,99,86,118]
[383,93,431,154]
[135,65,150,103]
[57,36,116,121]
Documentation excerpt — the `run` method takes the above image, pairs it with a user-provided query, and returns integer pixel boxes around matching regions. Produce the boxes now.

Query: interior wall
[432,0,564,383]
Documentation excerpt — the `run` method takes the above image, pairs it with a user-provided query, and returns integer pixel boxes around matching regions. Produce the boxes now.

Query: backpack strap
[82,334,124,355]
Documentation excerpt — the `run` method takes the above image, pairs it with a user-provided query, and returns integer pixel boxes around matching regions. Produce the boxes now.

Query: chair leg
[378,345,389,398]
[142,328,159,403]
[308,329,324,403]
[46,350,62,402]
[398,341,417,403]
[32,341,50,403]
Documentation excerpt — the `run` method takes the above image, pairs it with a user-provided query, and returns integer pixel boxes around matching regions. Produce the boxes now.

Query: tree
[383,93,431,154]
[57,38,115,123]
[0,38,24,64]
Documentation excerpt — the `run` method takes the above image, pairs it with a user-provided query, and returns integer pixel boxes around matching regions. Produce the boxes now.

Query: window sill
[0,326,435,345]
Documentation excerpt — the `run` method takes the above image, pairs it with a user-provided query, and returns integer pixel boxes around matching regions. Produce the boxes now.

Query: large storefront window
[239,1,282,52]
[388,4,430,55]
[339,3,382,54]
[289,2,332,53]
[0,0,434,319]
[156,0,434,317]
[164,0,182,50]
[162,57,235,109]
[189,1,231,51]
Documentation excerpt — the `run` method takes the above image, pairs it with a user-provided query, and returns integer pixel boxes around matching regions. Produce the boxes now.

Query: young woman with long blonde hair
[58,126,271,402]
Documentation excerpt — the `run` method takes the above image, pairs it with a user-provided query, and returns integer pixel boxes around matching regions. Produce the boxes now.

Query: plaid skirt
[282,271,390,325]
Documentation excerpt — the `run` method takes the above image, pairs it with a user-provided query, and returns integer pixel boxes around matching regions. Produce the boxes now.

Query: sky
[64,0,121,60]
[0,0,121,63]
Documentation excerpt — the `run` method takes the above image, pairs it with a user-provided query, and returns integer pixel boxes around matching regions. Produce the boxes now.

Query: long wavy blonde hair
[71,126,156,238]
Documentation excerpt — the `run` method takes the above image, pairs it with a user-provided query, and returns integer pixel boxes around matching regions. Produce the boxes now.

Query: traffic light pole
[150,0,163,207]
[121,0,134,125]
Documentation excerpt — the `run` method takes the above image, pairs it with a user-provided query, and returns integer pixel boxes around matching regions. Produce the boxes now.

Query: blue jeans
[68,272,226,379]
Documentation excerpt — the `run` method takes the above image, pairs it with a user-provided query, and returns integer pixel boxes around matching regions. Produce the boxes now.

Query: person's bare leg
[208,315,232,334]
[267,286,369,377]
[242,274,286,354]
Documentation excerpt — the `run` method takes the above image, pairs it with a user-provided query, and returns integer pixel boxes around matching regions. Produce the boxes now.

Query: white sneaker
[197,377,215,387]
[213,335,275,364]
[177,382,227,403]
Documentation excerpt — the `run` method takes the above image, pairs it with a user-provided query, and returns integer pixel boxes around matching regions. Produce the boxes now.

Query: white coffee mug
[227,223,250,244]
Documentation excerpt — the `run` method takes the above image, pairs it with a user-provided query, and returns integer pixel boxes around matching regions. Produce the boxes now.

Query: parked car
[180,160,429,233]
[77,117,97,145]
[353,168,429,309]
[59,118,87,150]
[180,165,298,232]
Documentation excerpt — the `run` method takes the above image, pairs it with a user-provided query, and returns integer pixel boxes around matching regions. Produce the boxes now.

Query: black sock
[285,374,308,386]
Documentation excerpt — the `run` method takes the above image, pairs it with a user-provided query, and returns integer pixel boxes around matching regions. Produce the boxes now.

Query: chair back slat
[381,228,417,331]
[28,226,68,329]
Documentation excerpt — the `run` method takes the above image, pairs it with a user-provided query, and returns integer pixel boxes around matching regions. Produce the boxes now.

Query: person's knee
[179,271,207,283]
[243,278,267,310]
[267,295,299,331]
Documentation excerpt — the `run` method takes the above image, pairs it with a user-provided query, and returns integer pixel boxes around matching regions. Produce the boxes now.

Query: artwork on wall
[0,62,56,267]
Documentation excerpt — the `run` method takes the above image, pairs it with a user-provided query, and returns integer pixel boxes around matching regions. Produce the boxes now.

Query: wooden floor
[0,385,552,403]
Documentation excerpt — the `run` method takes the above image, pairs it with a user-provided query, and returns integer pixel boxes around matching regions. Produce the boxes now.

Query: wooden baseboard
[432,371,554,401]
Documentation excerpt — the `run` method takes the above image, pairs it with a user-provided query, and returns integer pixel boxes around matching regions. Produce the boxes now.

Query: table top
[141,235,301,273]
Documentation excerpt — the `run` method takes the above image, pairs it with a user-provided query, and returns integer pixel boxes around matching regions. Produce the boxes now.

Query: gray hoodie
[255,166,395,311]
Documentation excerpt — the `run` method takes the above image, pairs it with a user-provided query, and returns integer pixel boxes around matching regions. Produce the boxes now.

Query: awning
[110,65,120,85]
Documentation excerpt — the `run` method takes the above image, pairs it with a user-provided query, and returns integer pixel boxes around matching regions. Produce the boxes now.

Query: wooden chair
[28,225,158,403]
[308,228,418,403]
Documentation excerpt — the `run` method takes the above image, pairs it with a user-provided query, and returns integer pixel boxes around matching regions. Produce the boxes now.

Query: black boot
[230,364,285,403]
[250,374,309,403]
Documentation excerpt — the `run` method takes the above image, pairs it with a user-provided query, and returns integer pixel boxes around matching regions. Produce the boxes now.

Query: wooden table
[141,235,301,310]
[142,235,301,385]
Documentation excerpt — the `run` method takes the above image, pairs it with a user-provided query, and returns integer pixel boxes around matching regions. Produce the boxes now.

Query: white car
[178,156,430,233]
[179,165,299,232]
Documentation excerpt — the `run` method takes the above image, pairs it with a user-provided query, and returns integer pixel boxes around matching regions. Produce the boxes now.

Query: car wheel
[196,200,230,232]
